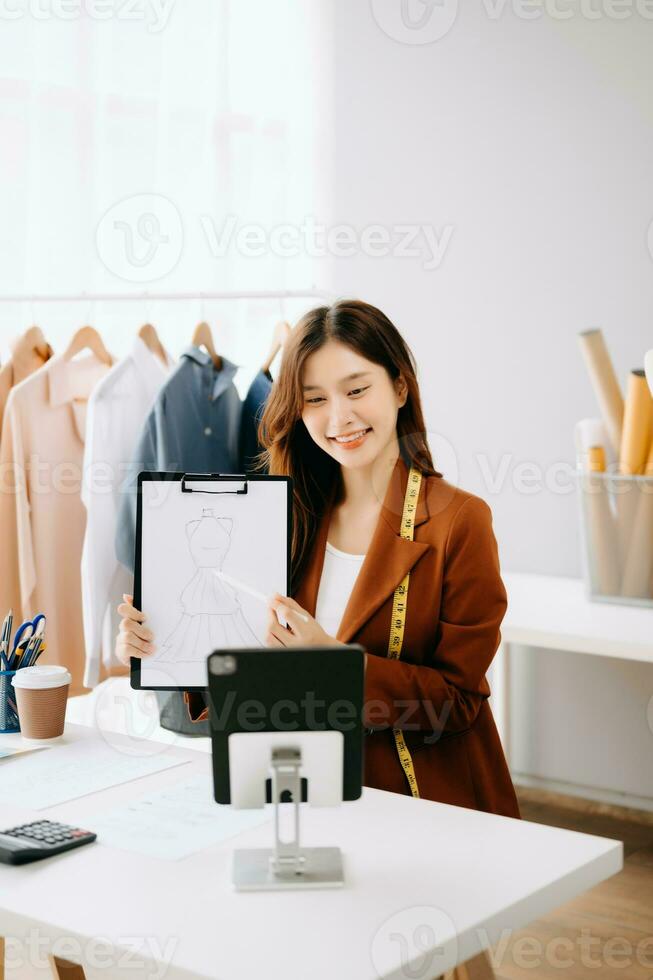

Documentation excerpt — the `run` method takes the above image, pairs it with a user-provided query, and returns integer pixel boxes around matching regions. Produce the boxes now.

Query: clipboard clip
[181,473,249,495]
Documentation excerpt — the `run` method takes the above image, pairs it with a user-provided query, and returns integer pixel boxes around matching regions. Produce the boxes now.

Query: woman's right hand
[115,594,156,666]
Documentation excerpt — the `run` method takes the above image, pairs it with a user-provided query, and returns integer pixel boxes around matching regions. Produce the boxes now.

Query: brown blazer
[185,455,520,820]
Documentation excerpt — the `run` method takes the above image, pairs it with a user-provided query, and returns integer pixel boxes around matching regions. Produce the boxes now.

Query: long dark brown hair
[255,299,442,592]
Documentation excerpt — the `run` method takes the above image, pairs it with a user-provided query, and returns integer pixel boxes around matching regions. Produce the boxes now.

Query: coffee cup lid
[11,665,72,690]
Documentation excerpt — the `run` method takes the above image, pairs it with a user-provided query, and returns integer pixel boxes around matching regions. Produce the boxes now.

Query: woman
[117,299,520,819]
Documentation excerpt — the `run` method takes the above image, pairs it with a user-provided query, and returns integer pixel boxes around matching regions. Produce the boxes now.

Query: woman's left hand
[266,593,346,648]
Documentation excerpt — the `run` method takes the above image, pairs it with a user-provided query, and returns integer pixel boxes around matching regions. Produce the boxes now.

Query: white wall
[319,0,653,809]
[0,0,326,393]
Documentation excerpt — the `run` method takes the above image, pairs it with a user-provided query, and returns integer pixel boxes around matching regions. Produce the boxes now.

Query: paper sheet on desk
[0,740,189,809]
[0,744,50,760]
[91,774,271,860]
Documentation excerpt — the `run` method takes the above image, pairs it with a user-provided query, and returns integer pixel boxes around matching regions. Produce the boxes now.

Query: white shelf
[502,572,653,663]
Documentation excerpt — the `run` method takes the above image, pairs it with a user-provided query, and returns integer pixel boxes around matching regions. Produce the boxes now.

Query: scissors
[11,614,46,656]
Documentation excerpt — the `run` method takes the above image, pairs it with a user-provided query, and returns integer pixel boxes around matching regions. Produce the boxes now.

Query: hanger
[192,321,222,371]
[63,325,113,367]
[261,320,292,375]
[21,325,51,361]
[138,322,168,367]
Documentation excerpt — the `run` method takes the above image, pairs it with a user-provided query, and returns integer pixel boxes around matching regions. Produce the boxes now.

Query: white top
[314,541,366,639]
[80,337,173,687]
[0,718,623,980]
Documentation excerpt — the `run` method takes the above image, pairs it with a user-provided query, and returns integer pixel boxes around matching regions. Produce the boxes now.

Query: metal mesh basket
[575,468,653,607]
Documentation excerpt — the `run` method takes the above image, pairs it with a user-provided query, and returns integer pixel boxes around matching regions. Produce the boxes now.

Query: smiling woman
[116,300,518,817]
[256,300,442,588]
[172,299,520,818]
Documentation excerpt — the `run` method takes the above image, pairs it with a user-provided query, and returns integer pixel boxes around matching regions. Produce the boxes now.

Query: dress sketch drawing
[153,508,261,662]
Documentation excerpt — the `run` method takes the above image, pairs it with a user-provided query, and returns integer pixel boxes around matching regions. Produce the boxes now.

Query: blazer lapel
[293,455,431,645]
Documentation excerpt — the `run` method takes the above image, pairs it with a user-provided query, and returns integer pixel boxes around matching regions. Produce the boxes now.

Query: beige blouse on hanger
[0,352,112,695]
[0,327,53,436]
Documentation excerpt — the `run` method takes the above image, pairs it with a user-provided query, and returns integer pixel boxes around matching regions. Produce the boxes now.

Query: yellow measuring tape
[387,464,422,799]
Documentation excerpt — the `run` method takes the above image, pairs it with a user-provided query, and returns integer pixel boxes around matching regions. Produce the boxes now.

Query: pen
[23,635,43,668]
[15,634,33,670]
[212,570,309,624]
[27,637,43,667]
[0,610,13,669]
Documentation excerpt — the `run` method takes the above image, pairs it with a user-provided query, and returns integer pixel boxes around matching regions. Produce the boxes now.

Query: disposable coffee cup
[12,665,71,739]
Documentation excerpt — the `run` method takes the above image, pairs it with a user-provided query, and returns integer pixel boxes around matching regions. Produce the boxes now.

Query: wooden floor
[490,788,653,979]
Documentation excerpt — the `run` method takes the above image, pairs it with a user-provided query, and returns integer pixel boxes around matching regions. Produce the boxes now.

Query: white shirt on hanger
[314,540,367,639]
[81,336,173,688]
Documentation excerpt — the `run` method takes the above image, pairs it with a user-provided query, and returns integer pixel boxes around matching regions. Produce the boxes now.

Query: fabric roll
[578,329,624,457]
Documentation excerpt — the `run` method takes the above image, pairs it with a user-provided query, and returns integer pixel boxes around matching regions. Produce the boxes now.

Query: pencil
[212,569,309,623]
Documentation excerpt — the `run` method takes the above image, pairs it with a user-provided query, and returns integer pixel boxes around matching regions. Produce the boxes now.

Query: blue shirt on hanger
[239,368,273,473]
[115,346,241,575]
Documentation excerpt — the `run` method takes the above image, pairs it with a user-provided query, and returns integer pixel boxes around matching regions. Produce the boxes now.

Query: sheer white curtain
[0,0,325,385]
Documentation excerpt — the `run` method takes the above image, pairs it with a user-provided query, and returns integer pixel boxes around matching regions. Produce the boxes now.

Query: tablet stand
[232,747,344,891]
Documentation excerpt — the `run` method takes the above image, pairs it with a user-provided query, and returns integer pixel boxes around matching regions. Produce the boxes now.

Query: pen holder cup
[575,469,653,607]
[0,669,20,733]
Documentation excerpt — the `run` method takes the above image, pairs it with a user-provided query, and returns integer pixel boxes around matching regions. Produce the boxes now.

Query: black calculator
[0,820,97,865]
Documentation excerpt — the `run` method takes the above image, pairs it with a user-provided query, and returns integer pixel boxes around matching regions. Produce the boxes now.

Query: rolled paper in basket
[579,444,620,597]
[619,370,653,475]
[620,440,653,599]
[645,349,653,398]
[578,329,624,457]
[616,370,653,573]
[575,418,612,469]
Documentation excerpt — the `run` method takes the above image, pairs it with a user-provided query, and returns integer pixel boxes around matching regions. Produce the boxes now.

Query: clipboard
[132,472,292,692]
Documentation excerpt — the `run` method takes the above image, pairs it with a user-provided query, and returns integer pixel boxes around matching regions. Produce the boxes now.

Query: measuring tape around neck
[387,465,422,799]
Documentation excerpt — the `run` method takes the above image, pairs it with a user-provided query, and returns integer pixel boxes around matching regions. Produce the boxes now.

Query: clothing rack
[0,288,333,304]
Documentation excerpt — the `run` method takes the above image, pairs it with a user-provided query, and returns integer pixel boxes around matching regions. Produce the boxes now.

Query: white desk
[0,721,622,980]
[489,572,653,766]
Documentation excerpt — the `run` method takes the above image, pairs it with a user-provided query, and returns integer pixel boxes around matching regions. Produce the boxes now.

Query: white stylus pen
[212,569,309,626]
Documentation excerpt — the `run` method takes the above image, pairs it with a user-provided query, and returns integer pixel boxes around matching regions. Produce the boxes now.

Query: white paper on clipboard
[138,475,290,689]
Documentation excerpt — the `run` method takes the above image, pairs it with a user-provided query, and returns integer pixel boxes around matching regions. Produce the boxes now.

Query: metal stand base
[233,846,344,891]
[230,746,344,891]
